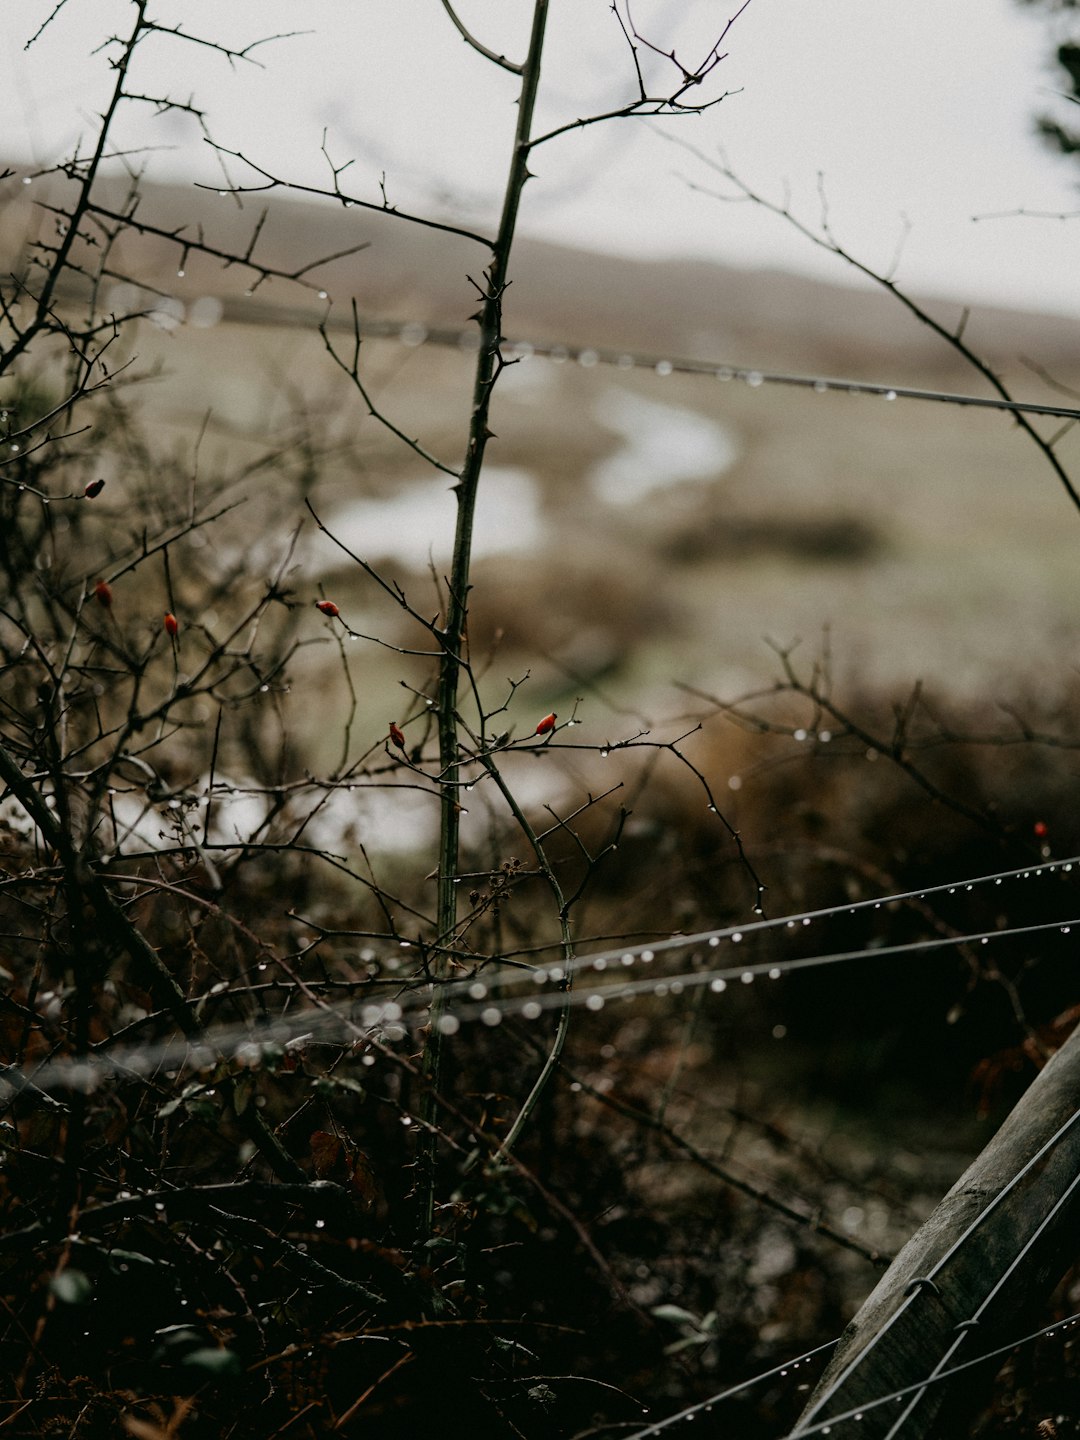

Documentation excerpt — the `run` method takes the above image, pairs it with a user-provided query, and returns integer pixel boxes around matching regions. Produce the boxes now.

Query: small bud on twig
[389,721,406,751]
[164,612,179,638]
[535,712,557,736]
[93,579,112,609]
[315,599,340,617]
[83,479,106,499]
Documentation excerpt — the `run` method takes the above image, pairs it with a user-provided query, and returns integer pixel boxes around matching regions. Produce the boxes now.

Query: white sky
[3,0,1080,316]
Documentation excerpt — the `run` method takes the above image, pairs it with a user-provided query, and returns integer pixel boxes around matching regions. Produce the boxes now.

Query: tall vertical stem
[416,0,550,1239]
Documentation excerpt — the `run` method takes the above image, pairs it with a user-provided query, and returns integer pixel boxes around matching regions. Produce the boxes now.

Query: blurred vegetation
[3,362,1080,1436]
[4,6,1080,1434]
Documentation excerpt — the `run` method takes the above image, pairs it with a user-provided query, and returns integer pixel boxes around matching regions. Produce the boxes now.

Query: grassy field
[8,170,1077,734]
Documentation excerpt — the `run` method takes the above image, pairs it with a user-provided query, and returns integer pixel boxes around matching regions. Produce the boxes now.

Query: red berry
[315,599,340,617]
[389,722,406,750]
[535,712,557,736]
[164,612,179,638]
[1034,820,1049,838]
[93,579,112,609]
[84,479,106,499]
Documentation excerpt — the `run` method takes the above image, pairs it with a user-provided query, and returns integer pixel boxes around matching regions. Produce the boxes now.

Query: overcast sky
[4,0,1080,316]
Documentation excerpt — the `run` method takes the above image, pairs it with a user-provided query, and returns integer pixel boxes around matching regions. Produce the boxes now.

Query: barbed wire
[623,1306,1080,1438]
[218,300,1080,423]
[8,852,1077,1094]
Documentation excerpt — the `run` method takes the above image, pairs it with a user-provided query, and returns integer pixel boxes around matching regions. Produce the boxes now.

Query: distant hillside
[4,165,1079,705]
[3,167,1077,390]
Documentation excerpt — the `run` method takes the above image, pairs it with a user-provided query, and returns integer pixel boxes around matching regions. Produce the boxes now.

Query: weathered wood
[793,1022,1080,1438]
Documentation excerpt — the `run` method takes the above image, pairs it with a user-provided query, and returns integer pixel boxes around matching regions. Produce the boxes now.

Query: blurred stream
[307,386,737,569]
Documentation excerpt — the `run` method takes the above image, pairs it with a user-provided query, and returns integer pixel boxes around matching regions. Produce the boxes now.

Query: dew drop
[437,1014,460,1035]
[741,971,754,984]
[813,380,828,394]
[600,748,609,758]
[641,950,654,963]
[716,366,733,381]
[22,176,32,185]
[522,1001,542,1020]
[578,349,599,367]
[708,936,720,948]
[655,359,673,377]
[710,978,727,993]
[728,774,742,791]
[769,967,782,980]
[793,728,808,742]
[468,982,487,1000]
[746,370,764,387]
[315,1218,326,1229]
[884,390,897,401]
[586,994,605,1011]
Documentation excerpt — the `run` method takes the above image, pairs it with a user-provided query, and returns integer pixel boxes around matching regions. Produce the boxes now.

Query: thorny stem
[0,737,305,1184]
[671,141,1080,516]
[1,4,146,378]
[416,0,550,1240]
[475,749,574,1163]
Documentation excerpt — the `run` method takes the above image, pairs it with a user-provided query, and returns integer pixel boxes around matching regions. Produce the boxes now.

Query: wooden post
[793,1022,1080,1438]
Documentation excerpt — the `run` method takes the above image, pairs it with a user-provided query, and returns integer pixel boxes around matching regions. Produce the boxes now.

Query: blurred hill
[3,168,1078,378]
[3,168,1080,711]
